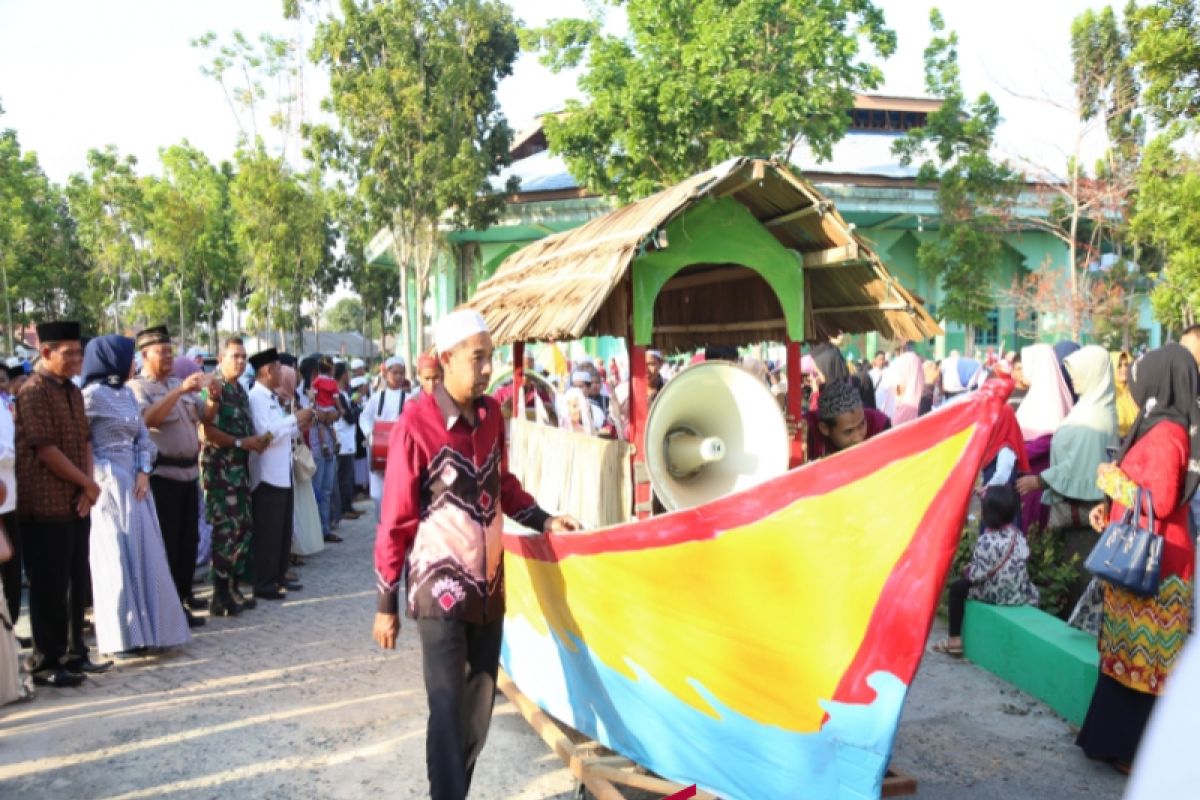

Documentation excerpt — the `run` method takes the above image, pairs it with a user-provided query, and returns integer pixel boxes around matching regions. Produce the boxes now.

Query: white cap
[434,309,489,353]
[571,370,592,384]
[350,358,365,369]
[385,356,405,369]
[350,376,368,388]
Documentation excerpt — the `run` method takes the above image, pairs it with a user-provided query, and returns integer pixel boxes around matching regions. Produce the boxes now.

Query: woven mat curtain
[507,419,632,529]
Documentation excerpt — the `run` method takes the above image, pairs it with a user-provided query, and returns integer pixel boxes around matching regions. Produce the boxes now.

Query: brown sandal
[931,638,964,657]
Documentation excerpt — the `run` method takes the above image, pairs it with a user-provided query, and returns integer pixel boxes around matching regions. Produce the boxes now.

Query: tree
[323,296,364,332]
[1131,133,1200,329]
[1127,0,1200,127]
[229,146,333,351]
[144,142,241,349]
[1003,5,1146,344]
[65,146,150,333]
[0,114,99,347]
[527,0,895,202]
[892,10,1020,344]
[302,0,522,363]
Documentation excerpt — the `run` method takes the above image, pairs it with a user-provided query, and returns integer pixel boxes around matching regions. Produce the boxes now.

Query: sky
[0,0,1114,187]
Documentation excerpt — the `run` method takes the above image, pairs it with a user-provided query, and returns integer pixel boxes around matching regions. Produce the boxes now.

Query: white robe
[359,387,408,501]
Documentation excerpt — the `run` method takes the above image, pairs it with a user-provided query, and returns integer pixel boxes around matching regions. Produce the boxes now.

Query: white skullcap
[571,370,592,384]
[350,376,368,388]
[350,358,365,369]
[385,356,405,369]
[434,309,489,353]
[647,349,664,360]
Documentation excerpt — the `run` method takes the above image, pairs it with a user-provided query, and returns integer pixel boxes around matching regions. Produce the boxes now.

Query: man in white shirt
[247,348,314,600]
[359,356,409,521]
[333,364,362,523]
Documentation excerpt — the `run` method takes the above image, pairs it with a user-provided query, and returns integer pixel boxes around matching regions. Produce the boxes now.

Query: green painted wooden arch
[631,196,806,346]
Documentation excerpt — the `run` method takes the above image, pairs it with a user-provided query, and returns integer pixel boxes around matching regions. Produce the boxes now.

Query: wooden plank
[812,302,908,314]
[497,670,625,800]
[659,266,759,292]
[882,766,918,797]
[801,242,861,268]
[653,319,786,334]
[764,201,828,228]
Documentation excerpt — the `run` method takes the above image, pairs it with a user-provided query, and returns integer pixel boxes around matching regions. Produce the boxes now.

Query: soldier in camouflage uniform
[200,338,265,616]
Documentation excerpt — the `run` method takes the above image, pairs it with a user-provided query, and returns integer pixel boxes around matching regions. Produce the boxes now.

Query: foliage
[893,9,1020,335]
[229,146,333,351]
[528,0,896,203]
[302,0,519,363]
[143,142,241,349]
[323,296,364,332]
[64,146,150,332]
[1131,133,1200,329]
[1127,0,1200,128]
[0,113,99,346]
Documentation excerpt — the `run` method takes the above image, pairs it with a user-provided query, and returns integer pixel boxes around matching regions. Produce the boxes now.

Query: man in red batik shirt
[373,308,581,800]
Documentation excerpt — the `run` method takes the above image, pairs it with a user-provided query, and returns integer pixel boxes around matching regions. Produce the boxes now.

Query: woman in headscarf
[1016,345,1118,623]
[1013,343,1074,532]
[1111,351,1138,438]
[1053,340,1082,401]
[918,360,941,416]
[83,336,190,657]
[278,365,323,561]
[809,341,875,412]
[1076,344,1198,772]
[875,352,925,426]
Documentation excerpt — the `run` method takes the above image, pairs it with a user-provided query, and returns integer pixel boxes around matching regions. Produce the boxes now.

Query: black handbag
[1083,488,1164,597]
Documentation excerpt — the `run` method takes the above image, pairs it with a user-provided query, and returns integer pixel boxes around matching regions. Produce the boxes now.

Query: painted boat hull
[501,381,1024,799]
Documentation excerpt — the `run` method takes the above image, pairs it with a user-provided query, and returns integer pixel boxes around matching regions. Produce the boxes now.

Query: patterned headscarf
[818,378,862,422]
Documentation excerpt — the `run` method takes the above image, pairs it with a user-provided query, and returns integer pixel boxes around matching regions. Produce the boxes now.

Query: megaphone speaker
[644,361,789,511]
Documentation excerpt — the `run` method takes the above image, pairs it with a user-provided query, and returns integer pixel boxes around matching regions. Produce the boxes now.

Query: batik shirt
[375,383,550,622]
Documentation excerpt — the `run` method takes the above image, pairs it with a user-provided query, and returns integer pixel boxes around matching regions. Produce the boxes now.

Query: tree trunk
[391,229,412,367]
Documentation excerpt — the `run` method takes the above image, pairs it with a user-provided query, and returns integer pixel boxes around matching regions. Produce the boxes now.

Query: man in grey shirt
[128,326,208,628]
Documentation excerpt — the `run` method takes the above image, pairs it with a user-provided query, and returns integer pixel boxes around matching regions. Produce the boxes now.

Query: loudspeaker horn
[644,360,789,511]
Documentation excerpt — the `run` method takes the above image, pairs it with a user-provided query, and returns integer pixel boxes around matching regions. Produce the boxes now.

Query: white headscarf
[1015,343,1074,439]
[877,352,925,426]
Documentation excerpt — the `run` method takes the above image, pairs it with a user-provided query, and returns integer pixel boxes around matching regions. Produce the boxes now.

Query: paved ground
[0,506,1127,800]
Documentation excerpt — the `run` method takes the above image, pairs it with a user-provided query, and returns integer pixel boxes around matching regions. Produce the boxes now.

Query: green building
[368,95,1161,362]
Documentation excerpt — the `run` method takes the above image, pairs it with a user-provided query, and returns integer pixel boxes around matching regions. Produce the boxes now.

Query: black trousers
[948,577,971,637]
[0,511,22,624]
[149,475,200,602]
[22,517,90,673]
[251,483,293,593]
[417,616,504,800]
[337,454,356,514]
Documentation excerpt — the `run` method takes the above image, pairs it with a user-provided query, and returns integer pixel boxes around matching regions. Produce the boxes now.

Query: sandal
[290,554,306,567]
[930,638,964,657]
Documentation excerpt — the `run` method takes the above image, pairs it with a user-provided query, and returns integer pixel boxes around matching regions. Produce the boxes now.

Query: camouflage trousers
[202,461,253,580]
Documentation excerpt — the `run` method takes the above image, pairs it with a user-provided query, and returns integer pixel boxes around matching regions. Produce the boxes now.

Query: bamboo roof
[468,157,942,348]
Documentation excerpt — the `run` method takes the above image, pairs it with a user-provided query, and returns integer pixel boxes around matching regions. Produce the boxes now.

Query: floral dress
[965,523,1040,606]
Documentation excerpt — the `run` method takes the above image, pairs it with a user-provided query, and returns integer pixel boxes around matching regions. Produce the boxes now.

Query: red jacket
[374,384,548,621]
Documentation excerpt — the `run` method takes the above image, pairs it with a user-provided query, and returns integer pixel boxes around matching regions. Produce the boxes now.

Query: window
[974,309,1000,348]
[847,107,928,133]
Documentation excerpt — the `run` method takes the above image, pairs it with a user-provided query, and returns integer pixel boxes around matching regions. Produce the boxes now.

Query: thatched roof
[468,157,941,348]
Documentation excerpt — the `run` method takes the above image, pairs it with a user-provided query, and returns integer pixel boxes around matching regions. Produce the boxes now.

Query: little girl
[933,484,1040,656]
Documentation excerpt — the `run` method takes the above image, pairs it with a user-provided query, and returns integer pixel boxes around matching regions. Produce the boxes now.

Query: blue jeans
[314,451,337,537]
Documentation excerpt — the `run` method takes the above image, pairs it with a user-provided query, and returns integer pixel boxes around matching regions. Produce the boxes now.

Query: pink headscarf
[1016,343,1073,439]
[277,365,298,404]
[891,352,925,425]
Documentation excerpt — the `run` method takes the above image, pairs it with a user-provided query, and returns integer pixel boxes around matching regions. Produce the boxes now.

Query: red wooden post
[512,341,525,403]
[629,344,653,519]
[786,338,806,468]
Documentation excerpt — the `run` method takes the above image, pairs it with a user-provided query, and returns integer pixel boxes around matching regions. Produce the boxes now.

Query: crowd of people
[0,321,443,695]
[2,313,1197,790]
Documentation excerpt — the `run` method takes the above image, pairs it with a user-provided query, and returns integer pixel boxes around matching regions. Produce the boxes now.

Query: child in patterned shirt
[934,484,1040,656]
